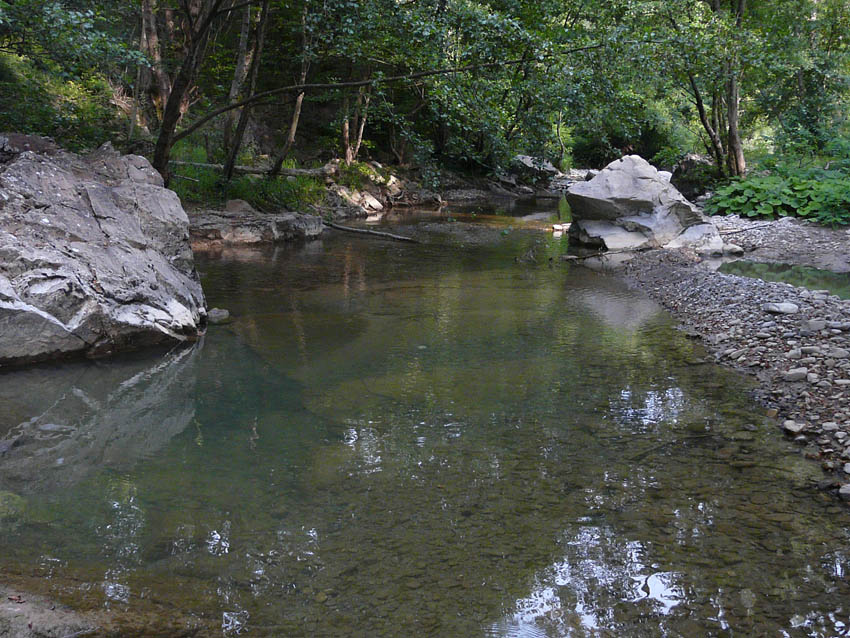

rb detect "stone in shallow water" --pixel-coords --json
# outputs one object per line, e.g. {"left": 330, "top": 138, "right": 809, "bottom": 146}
{"left": 763, "top": 302, "right": 799, "bottom": 315}
{"left": 839, "top": 484, "right": 850, "bottom": 501}
{"left": 208, "top": 308, "right": 231, "bottom": 325}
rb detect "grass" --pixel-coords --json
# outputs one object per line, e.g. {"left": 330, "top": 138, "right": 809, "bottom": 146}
{"left": 169, "top": 142, "right": 326, "bottom": 212}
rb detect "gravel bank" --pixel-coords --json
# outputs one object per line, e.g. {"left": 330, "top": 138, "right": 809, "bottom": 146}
{"left": 614, "top": 217, "right": 850, "bottom": 498}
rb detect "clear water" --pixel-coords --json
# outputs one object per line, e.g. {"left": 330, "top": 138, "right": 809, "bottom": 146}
{"left": 719, "top": 260, "right": 850, "bottom": 299}
{"left": 1, "top": 233, "right": 849, "bottom": 637}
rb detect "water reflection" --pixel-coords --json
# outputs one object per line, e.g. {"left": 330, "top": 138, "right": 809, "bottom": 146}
{"left": 0, "top": 343, "right": 201, "bottom": 494}
{"left": 1, "top": 234, "right": 849, "bottom": 637}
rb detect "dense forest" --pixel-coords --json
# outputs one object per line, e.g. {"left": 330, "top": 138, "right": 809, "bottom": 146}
{"left": 1, "top": 0, "right": 849, "bottom": 222}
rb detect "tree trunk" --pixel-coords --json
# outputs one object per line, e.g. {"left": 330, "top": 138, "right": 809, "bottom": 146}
{"left": 223, "top": 0, "right": 270, "bottom": 181}
{"left": 726, "top": 72, "right": 746, "bottom": 176}
{"left": 141, "top": 0, "right": 171, "bottom": 122}
{"left": 223, "top": 3, "right": 253, "bottom": 154}
{"left": 688, "top": 74, "right": 725, "bottom": 174}
{"left": 269, "top": 7, "right": 311, "bottom": 176}
{"left": 352, "top": 87, "right": 371, "bottom": 161}
{"left": 341, "top": 94, "right": 353, "bottom": 165}
{"left": 152, "top": 0, "right": 228, "bottom": 181}
{"left": 341, "top": 85, "right": 370, "bottom": 166}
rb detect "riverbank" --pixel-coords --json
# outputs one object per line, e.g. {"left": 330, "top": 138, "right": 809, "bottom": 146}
{"left": 612, "top": 216, "right": 850, "bottom": 497}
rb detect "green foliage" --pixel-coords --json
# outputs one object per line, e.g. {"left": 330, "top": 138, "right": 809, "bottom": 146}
{"left": 0, "top": 0, "right": 142, "bottom": 75}
{"left": 651, "top": 146, "right": 686, "bottom": 171}
{"left": 337, "top": 161, "right": 386, "bottom": 191}
{"left": 705, "top": 173, "right": 850, "bottom": 226}
{"left": 170, "top": 144, "right": 325, "bottom": 211}
{"left": 0, "top": 53, "right": 121, "bottom": 150}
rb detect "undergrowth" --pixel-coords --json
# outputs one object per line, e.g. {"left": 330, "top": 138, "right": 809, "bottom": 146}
{"left": 0, "top": 52, "right": 120, "bottom": 151}
{"left": 170, "top": 143, "right": 326, "bottom": 211}
{"left": 705, "top": 173, "right": 850, "bottom": 226}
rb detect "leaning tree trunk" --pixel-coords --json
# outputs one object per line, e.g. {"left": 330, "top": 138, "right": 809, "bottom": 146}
{"left": 223, "top": 0, "right": 270, "bottom": 181}
{"left": 152, "top": 0, "right": 228, "bottom": 182}
{"left": 688, "top": 74, "right": 726, "bottom": 175}
{"left": 223, "top": 3, "right": 253, "bottom": 155}
{"left": 269, "top": 5, "right": 311, "bottom": 175}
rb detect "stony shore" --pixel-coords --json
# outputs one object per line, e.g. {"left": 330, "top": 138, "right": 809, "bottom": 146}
{"left": 613, "top": 215, "right": 850, "bottom": 499}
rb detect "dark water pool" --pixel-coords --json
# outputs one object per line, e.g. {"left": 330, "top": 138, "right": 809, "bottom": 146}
{"left": 1, "top": 233, "right": 849, "bottom": 636}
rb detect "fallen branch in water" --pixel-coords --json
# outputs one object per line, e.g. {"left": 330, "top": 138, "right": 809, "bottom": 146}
{"left": 323, "top": 221, "right": 418, "bottom": 243}
{"left": 562, "top": 248, "right": 646, "bottom": 261}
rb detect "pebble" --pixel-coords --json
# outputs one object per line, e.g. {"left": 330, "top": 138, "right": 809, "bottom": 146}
{"left": 803, "top": 319, "right": 827, "bottom": 332}
{"left": 840, "top": 485, "right": 850, "bottom": 502}
{"left": 783, "top": 420, "right": 805, "bottom": 434}
{"left": 784, "top": 368, "right": 808, "bottom": 382}
{"left": 763, "top": 302, "right": 800, "bottom": 315}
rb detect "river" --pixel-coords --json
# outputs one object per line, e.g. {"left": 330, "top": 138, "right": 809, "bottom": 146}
{"left": 1, "top": 225, "right": 849, "bottom": 636}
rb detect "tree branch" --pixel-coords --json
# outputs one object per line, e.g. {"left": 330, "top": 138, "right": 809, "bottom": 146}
{"left": 172, "top": 42, "right": 611, "bottom": 145}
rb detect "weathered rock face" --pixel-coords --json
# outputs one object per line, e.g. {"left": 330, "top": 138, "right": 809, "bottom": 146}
{"left": 0, "top": 134, "right": 206, "bottom": 367}
{"left": 566, "top": 155, "right": 722, "bottom": 253}
{"left": 189, "top": 199, "right": 322, "bottom": 250}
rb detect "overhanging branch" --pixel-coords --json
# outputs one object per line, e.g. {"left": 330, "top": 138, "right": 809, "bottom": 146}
{"left": 172, "top": 42, "right": 611, "bottom": 145}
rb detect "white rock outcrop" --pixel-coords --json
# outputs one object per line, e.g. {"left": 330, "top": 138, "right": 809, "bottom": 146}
{"left": 566, "top": 155, "right": 722, "bottom": 254}
{"left": 0, "top": 134, "right": 206, "bottom": 366}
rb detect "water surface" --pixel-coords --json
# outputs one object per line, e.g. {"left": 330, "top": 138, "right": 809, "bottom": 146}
{"left": 1, "top": 232, "right": 848, "bottom": 637}
{"left": 719, "top": 260, "right": 850, "bottom": 299}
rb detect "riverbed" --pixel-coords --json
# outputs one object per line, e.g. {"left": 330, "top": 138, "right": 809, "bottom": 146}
{"left": 2, "top": 227, "right": 850, "bottom": 636}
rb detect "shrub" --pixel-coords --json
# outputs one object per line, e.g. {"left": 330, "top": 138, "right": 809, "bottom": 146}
{"left": 704, "top": 173, "right": 850, "bottom": 226}
{"left": 0, "top": 52, "right": 121, "bottom": 151}
{"left": 170, "top": 145, "right": 326, "bottom": 211}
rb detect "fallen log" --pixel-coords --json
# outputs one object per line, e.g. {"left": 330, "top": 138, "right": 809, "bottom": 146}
{"left": 323, "top": 221, "right": 418, "bottom": 243}
{"left": 169, "top": 160, "right": 337, "bottom": 178}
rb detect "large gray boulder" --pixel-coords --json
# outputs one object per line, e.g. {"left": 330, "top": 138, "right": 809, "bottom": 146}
{"left": 566, "top": 155, "right": 722, "bottom": 253}
{"left": 0, "top": 134, "right": 206, "bottom": 367}
{"left": 511, "top": 155, "right": 562, "bottom": 183}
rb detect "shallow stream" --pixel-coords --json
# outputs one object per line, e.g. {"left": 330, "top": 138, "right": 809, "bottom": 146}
{"left": 2, "top": 228, "right": 850, "bottom": 636}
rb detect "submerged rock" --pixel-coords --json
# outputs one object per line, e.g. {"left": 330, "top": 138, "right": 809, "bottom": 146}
{"left": 208, "top": 307, "right": 231, "bottom": 324}
{"left": 566, "top": 155, "right": 721, "bottom": 254}
{"left": 0, "top": 134, "right": 206, "bottom": 367}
